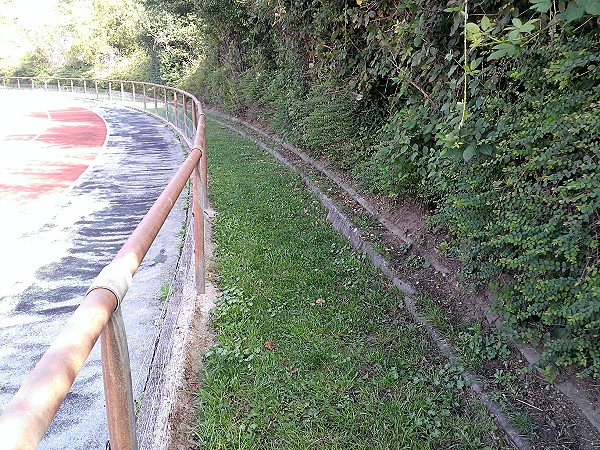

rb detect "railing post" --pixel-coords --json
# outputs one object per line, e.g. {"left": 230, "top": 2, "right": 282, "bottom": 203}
{"left": 120, "top": 81, "right": 124, "bottom": 102}
{"left": 95, "top": 80, "right": 99, "bottom": 99}
{"left": 173, "top": 91, "right": 178, "bottom": 128}
{"left": 44, "top": 79, "right": 48, "bottom": 91}
{"left": 142, "top": 84, "right": 147, "bottom": 110}
{"left": 70, "top": 79, "right": 74, "bottom": 93}
{"left": 31, "top": 79, "right": 34, "bottom": 90}
{"left": 191, "top": 99, "right": 197, "bottom": 137}
{"left": 109, "top": 81, "right": 112, "bottom": 101}
{"left": 192, "top": 162, "right": 206, "bottom": 295}
{"left": 16, "top": 78, "right": 20, "bottom": 90}
{"left": 101, "top": 306, "right": 138, "bottom": 450}
{"left": 182, "top": 96, "right": 188, "bottom": 138}
{"left": 153, "top": 86, "right": 157, "bottom": 112}
{"left": 84, "top": 79, "right": 87, "bottom": 97}
{"left": 132, "top": 82, "right": 136, "bottom": 104}
{"left": 57, "top": 79, "right": 61, "bottom": 91}
{"left": 163, "top": 88, "right": 168, "bottom": 121}
{"left": 200, "top": 114, "right": 208, "bottom": 208}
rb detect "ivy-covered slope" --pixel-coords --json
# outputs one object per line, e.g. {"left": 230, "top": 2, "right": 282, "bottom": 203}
{"left": 153, "top": 0, "right": 599, "bottom": 378}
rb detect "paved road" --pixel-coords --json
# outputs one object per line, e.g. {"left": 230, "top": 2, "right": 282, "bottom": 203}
{"left": 0, "top": 91, "right": 186, "bottom": 449}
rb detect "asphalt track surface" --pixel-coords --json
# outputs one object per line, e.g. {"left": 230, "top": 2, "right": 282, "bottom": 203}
{"left": 0, "top": 91, "right": 186, "bottom": 449}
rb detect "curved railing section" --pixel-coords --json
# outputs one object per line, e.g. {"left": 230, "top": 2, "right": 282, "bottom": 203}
{"left": 0, "top": 76, "right": 208, "bottom": 450}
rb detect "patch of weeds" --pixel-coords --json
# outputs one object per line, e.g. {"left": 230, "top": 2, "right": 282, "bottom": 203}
{"left": 418, "top": 294, "right": 455, "bottom": 336}
{"left": 178, "top": 221, "right": 187, "bottom": 249}
{"left": 437, "top": 240, "right": 450, "bottom": 256}
{"left": 402, "top": 253, "right": 430, "bottom": 269}
{"left": 158, "top": 283, "right": 171, "bottom": 302}
{"left": 456, "top": 323, "right": 511, "bottom": 370}
{"left": 488, "top": 374, "right": 534, "bottom": 436}
{"left": 350, "top": 210, "right": 378, "bottom": 232}
{"left": 508, "top": 409, "right": 534, "bottom": 436}
{"left": 490, "top": 369, "right": 517, "bottom": 391}
{"left": 177, "top": 181, "right": 191, "bottom": 250}
{"left": 397, "top": 241, "right": 412, "bottom": 254}
{"left": 134, "top": 393, "right": 144, "bottom": 417}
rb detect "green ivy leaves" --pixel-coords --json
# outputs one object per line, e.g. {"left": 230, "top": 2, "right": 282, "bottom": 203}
{"left": 557, "top": 0, "right": 600, "bottom": 21}
{"left": 531, "top": 0, "right": 600, "bottom": 17}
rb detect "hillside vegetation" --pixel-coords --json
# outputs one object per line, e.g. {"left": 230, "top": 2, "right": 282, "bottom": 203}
{"left": 2, "top": 0, "right": 598, "bottom": 379}
{"left": 157, "top": 0, "right": 600, "bottom": 380}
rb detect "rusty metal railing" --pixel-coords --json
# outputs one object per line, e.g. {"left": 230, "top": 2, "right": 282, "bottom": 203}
{"left": 0, "top": 76, "right": 208, "bottom": 208}
{"left": 0, "top": 77, "right": 208, "bottom": 449}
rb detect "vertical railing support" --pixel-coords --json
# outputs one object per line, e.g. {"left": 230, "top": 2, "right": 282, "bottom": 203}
{"left": 153, "top": 86, "right": 157, "bottom": 113}
{"left": 192, "top": 162, "right": 206, "bottom": 295}
{"left": 132, "top": 82, "right": 136, "bottom": 104}
{"left": 182, "top": 96, "right": 188, "bottom": 138}
{"left": 120, "top": 82, "right": 124, "bottom": 102}
{"left": 70, "top": 79, "right": 74, "bottom": 93}
{"left": 191, "top": 105, "right": 207, "bottom": 293}
{"left": 31, "top": 79, "right": 34, "bottom": 90}
{"left": 57, "top": 79, "right": 61, "bottom": 92}
{"left": 142, "top": 84, "right": 147, "bottom": 110}
{"left": 109, "top": 81, "right": 112, "bottom": 101}
{"left": 84, "top": 79, "right": 87, "bottom": 97}
{"left": 173, "top": 92, "right": 178, "bottom": 128}
{"left": 163, "top": 89, "right": 168, "bottom": 121}
{"left": 95, "top": 80, "right": 99, "bottom": 99}
{"left": 200, "top": 114, "right": 208, "bottom": 208}
{"left": 101, "top": 306, "right": 138, "bottom": 450}
{"left": 16, "top": 78, "right": 20, "bottom": 90}
{"left": 191, "top": 100, "right": 197, "bottom": 138}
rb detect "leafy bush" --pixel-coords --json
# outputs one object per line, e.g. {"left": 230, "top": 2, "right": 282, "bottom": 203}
{"left": 354, "top": 105, "right": 437, "bottom": 199}
{"left": 159, "top": 0, "right": 600, "bottom": 377}
{"left": 433, "top": 36, "right": 600, "bottom": 376}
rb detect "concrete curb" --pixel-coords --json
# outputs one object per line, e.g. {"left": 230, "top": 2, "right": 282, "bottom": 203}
{"left": 136, "top": 199, "right": 217, "bottom": 450}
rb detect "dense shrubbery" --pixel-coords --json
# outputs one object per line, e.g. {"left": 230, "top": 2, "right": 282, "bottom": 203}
{"left": 163, "top": 0, "right": 600, "bottom": 378}
{"left": 434, "top": 36, "right": 600, "bottom": 377}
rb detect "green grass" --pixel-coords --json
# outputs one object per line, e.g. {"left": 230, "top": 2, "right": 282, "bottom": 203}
{"left": 158, "top": 282, "right": 172, "bottom": 302}
{"left": 192, "top": 120, "right": 505, "bottom": 449}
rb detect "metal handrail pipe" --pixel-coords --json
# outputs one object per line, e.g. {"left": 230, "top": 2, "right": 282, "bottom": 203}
{"left": 0, "top": 147, "right": 203, "bottom": 449}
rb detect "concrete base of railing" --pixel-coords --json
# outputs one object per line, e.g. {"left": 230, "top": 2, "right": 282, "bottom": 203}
{"left": 136, "top": 203, "right": 217, "bottom": 450}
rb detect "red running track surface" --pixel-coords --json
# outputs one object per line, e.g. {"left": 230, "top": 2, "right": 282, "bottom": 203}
{"left": 0, "top": 106, "right": 107, "bottom": 202}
